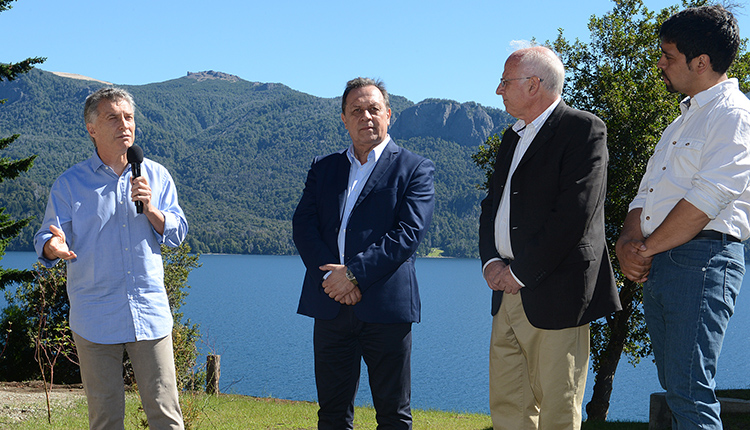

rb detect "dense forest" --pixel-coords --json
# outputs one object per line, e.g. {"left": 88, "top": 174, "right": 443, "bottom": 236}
{"left": 0, "top": 69, "right": 514, "bottom": 257}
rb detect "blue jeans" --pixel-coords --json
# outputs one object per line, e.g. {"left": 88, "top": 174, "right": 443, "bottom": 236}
{"left": 643, "top": 239, "right": 744, "bottom": 430}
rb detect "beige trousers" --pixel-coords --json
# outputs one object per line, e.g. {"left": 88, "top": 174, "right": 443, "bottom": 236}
{"left": 73, "top": 332, "right": 184, "bottom": 430}
{"left": 489, "top": 292, "right": 589, "bottom": 430}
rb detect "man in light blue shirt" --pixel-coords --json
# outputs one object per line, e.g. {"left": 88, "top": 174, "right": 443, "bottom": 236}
{"left": 34, "top": 87, "right": 188, "bottom": 430}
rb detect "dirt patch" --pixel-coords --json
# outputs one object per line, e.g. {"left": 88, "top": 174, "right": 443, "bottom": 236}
{"left": 0, "top": 381, "right": 85, "bottom": 424}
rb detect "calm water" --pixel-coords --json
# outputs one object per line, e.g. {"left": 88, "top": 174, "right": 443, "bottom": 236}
{"left": 2, "top": 252, "right": 749, "bottom": 422}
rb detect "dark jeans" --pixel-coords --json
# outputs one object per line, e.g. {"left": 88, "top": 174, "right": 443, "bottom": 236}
{"left": 313, "top": 306, "right": 412, "bottom": 430}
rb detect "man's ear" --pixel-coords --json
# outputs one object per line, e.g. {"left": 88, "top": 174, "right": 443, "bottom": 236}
{"left": 695, "top": 54, "right": 712, "bottom": 75}
{"left": 528, "top": 76, "right": 542, "bottom": 96}
{"left": 86, "top": 123, "right": 96, "bottom": 140}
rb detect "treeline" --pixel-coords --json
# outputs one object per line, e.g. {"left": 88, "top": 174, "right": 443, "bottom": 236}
{"left": 0, "top": 69, "right": 513, "bottom": 258}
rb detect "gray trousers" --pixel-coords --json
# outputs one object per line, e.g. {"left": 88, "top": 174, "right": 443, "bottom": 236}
{"left": 73, "top": 331, "right": 184, "bottom": 430}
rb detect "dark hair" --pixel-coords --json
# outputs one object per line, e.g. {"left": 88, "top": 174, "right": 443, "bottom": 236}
{"left": 659, "top": 5, "right": 740, "bottom": 74}
{"left": 341, "top": 77, "right": 390, "bottom": 114}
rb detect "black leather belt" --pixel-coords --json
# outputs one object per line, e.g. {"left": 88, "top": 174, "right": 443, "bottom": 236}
{"left": 693, "top": 230, "right": 741, "bottom": 243}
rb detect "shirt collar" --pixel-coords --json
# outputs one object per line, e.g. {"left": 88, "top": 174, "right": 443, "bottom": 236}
{"left": 85, "top": 151, "right": 107, "bottom": 172}
{"left": 346, "top": 134, "right": 390, "bottom": 166}
{"left": 512, "top": 97, "right": 562, "bottom": 135}
{"left": 684, "top": 78, "right": 739, "bottom": 113}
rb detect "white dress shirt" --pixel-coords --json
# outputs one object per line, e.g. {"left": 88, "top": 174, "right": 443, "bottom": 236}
{"left": 629, "top": 78, "right": 750, "bottom": 241}
{"left": 483, "top": 98, "right": 561, "bottom": 282}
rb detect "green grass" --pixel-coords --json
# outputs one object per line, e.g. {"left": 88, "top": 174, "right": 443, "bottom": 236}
{"left": 5, "top": 391, "right": 747, "bottom": 429}
{"left": 4, "top": 392, "right": 495, "bottom": 430}
{"left": 425, "top": 248, "right": 445, "bottom": 257}
{"left": 0, "top": 390, "right": 650, "bottom": 430}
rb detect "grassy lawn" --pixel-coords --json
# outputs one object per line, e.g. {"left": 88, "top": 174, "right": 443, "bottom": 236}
{"left": 0, "top": 391, "right": 649, "bottom": 430}
{"left": 5, "top": 391, "right": 748, "bottom": 429}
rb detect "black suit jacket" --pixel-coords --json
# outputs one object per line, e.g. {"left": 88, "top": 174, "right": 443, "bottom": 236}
{"left": 293, "top": 139, "right": 435, "bottom": 324}
{"left": 479, "top": 101, "right": 621, "bottom": 329}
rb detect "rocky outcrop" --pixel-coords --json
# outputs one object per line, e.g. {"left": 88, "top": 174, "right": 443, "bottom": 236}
{"left": 390, "top": 99, "right": 512, "bottom": 147}
{"left": 186, "top": 71, "right": 242, "bottom": 82}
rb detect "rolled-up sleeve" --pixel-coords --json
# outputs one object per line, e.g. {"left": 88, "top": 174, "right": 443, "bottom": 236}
{"left": 685, "top": 109, "right": 750, "bottom": 219}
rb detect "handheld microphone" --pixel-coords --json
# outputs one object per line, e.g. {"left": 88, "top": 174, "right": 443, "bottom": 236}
{"left": 126, "top": 144, "right": 144, "bottom": 214}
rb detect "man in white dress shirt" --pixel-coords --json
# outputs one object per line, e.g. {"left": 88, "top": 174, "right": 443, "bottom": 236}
{"left": 616, "top": 5, "right": 750, "bottom": 429}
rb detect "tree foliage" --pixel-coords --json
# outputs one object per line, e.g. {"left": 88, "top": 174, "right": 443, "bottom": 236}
{"left": 0, "top": 0, "right": 45, "bottom": 292}
{"left": 551, "top": 0, "right": 750, "bottom": 420}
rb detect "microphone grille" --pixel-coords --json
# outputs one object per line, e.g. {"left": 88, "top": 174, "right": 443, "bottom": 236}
{"left": 126, "top": 144, "right": 144, "bottom": 163}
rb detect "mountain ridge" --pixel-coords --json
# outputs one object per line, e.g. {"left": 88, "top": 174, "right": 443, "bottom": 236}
{"left": 0, "top": 68, "right": 514, "bottom": 257}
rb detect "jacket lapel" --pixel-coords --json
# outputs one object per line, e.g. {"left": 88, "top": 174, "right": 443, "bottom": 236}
{"left": 517, "top": 101, "right": 566, "bottom": 168}
{"left": 354, "top": 139, "right": 398, "bottom": 210}
{"left": 492, "top": 130, "right": 520, "bottom": 210}
{"left": 335, "top": 151, "right": 351, "bottom": 222}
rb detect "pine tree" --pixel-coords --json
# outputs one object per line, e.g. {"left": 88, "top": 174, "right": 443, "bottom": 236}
{"left": 0, "top": 0, "right": 46, "bottom": 290}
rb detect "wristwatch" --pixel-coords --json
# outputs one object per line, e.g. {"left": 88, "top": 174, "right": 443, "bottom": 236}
{"left": 345, "top": 268, "right": 359, "bottom": 286}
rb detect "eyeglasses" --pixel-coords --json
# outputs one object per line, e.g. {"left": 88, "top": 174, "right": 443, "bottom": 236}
{"left": 499, "top": 76, "right": 543, "bottom": 88}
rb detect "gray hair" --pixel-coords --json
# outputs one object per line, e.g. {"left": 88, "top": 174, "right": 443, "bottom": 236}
{"left": 341, "top": 77, "right": 390, "bottom": 114}
{"left": 514, "top": 46, "right": 565, "bottom": 96}
{"left": 83, "top": 87, "right": 135, "bottom": 144}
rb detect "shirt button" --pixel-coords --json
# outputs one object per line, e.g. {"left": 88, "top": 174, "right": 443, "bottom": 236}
{"left": 672, "top": 141, "right": 677, "bottom": 145}
{"left": 662, "top": 167, "right": 666, "bottom": 171}
{"left": 649, "top": 188, "right": 654, "bottom": 192}
{"left": 646, "top": 216, "right": 651, "bottom": 220}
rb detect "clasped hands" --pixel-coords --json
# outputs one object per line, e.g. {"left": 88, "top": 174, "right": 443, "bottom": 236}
{"left": 319, "top": 264, "right": 362, "bottom": 305}
{"left": 483, "top": 260, "right": 523, "bottom": 295}
{"left": 615, "top": 238, "right": 653, "bottom": 283}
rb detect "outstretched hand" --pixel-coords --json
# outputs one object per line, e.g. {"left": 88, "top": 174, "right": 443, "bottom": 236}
{"left": 43, "top": 224, "right": 77, "bottom": 261}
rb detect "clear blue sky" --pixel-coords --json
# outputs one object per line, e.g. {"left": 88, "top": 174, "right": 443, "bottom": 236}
{"left": 3, "top": 0, "right": 748, "bottom": 110}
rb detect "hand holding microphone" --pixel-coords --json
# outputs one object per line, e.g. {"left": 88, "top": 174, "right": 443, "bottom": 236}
{"left": 127, "top": 144, "right": 145, "bottom": 214}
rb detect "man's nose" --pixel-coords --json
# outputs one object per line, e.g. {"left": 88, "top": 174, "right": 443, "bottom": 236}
{"left": 656, "top": 55, "right": 666, "bottom": 69}
{"left": 496, "top": 83, "right": 504, "bottom": 95}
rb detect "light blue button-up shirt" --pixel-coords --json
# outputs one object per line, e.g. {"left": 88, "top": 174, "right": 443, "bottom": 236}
{"left": 34, "top": 152, "right": 188, "bottom": 344}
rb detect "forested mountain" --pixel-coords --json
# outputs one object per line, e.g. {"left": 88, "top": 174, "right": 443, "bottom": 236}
{"left": 0, "top": 69, "right": 513, "bottom": 257}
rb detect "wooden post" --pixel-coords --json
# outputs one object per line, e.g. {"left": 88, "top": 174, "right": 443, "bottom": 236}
{"left": 206, "top": 355, "right": 221, "bottom": 395}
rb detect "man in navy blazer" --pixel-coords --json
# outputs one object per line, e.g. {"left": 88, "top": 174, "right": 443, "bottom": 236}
{"left": 293, "top": 77, "right": 435, "bottom": 430}
{"left": 479, "top": 47, "right": 621, "bottom": 429}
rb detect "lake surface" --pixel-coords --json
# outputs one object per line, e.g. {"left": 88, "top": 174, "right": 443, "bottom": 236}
{"left": 2, "top": 252, "right": 749, "bottom": 422}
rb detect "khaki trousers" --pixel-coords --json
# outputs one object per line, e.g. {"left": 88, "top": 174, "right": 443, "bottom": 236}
{"left": 73, "top": 332, "right": 184, "bottom": 430}
{"left": 489, "top": 292, "right": 589, "bottom": 430}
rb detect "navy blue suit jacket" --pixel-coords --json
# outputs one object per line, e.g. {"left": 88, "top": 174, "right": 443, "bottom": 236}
{"left": 293, "top": 139, "right": 435, "bottom": 324}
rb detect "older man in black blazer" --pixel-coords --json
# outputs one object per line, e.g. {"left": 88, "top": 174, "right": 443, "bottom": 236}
{"left": 479, "top": 46, "right": 621, "bottom": 430}
{"left": 293, "top": 77, "right": 435, "bottom": 430}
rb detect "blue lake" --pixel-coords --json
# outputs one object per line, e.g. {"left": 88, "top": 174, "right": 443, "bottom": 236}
{"left": 2, "top": 252, "right": 749, "bottom": 422}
